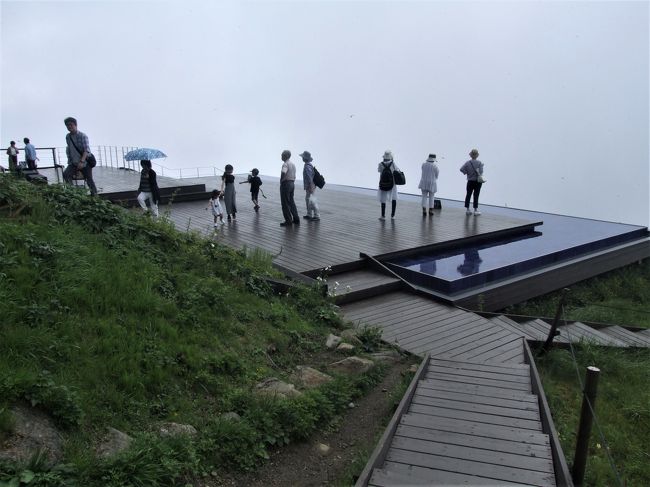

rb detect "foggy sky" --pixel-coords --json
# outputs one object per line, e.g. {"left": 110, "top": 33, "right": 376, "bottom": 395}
{"left": 2, "top": 0, "right": 648, "bottom": 225}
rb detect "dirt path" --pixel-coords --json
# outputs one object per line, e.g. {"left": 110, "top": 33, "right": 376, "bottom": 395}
{"left": 204, "top": 357, "right": 417, "bottom": 487}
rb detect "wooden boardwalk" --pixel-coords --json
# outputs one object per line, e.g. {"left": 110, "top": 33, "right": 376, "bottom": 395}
{"left": 342, "top": 292, "right": 568, "bottom": 486}
{"left": 162, "top": 178, "right": 538, "bottom": 274}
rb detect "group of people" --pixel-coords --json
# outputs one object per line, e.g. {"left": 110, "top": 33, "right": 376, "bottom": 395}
{"left": 4, "top": 138, "right": 39, "bottom": 172}
{"left": 379, "top": 148, "right": 485, "bottom": 219}
{"left": 6, "top": 117, "right": 486, "bottom": 224}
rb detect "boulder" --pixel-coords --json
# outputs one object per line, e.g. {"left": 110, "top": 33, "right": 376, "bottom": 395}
{"left": 369, "top": 349, "right": 402, "bottom": 363}
{"left": 325, "top": 334, "right": 342, "bottom": 349}
{"left": 0, "top": 405, "right": 63, "bottom": 465}
{"left": 292, "top": 366, "right": 333, "bottom": 389}
{"left": 336, "top": 343, "right": 355, "bottom": 353}
{"left": 96, "top": 427, "right": 133, "bottom": 459}
{"left": 340, "top": 329, "right": 363, "bottom": 345}
{"left": 159, "top": 422, "right": 197, "bottom": 437}
{"left": 328, "top": 356, "right": 374, "bottom": 375}
{"left": 255, "top": 378, "right": 302, "bottom": 399}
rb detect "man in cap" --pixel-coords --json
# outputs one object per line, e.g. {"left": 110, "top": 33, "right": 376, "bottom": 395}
{"left": 279, "top": 149, "right": 300, "bottom": 226}
{"left": 63, "top": 117, "right": 98, "bottom": 196}
{"left": 300, "top": 150, "right": 320, "bottom": 221}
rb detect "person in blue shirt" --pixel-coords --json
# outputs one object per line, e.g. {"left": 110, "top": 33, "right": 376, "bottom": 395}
{"left": 23, "top": 138, "right": 38, "bottom": 170}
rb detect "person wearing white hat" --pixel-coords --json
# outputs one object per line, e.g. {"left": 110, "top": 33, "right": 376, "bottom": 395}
{"left": 377, "top": 150, "right": 399, "bottom": 220}
{"left": 459, "top": 148, "right": 484, "bottom": 215}
{"left": 418, "top": 154, "right": 439, "bottom": 216}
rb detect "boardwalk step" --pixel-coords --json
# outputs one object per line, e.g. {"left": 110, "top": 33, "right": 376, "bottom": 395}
{"left": 331, "top": 269, "right": 404, "bottom": 304}
{"left": 637, "top": 329, "right": 650, "bottom": 339}
{"left": 518, "top": 319, "right": 569, "bottom": 343}
{"left": 598, "top": 325, "right": 650, "bottom": 347}
{"left": 489, "top": 315, "right": 528, "bottom": 338}
{"left": 558, "top": 322, "right": 627, "bottom": 347}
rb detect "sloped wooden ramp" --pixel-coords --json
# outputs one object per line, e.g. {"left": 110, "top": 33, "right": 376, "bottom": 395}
{"left": 343, "top": 292, "right": 570, "bottom": 486}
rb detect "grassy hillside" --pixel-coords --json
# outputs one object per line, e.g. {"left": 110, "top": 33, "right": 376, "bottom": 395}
{"left": 0, "top": 176, "right": 385, "bottom": 486}
{"left": 511, "top": 259, "right": 650, "bottom": 486}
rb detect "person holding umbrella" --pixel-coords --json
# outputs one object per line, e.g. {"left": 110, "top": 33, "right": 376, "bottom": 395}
{"left": 136, "top": 159, "right": 160, "bottom": 217}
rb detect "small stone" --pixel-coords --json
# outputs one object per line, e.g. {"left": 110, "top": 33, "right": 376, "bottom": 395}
{"left": 325, "top": 334, "right": 342, "bottom": 349}
{"left": 221, "top": 412, "right": 241, "bottom": 422}
{"left": 408, "top": 364, "right": 419, "bottom": 373}
{"left": 348, "top": 402, "right": 355, "bottom": 408}
{"left": 211, "top": 470, "right": 218, "bottom": 477}
{"left": 316, "top": 443, "right": 331, "bottom": 456}
{"left": 370, "top": 349, "right": 402, "bottom": 363}
{"left": 336, "top": 343, "right": 355, "bottom": 352}
{"left": 159, "top": 422, "right": 198, "bottom": 437}
{"left": 382, "top": 388, "right": 388, "bottom": 392}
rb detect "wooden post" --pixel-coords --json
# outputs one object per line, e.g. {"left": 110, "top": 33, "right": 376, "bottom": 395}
{"left": 538, "top": 288, "right": 570, "bottom": 355}
{"left": 572, "top": 366, "right": 600, "bottom": 485}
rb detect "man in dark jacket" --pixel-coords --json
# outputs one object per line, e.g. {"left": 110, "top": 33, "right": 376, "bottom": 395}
{"left": 137, "top": 159, "right": 160, "bottom": 217}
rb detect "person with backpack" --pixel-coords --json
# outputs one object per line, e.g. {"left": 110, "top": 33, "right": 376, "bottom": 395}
{"left": 63, "top": 117, "right": 98, "bottom": 196}
{"left": 300, "top": 150, "right": 320, "bottom": 221}
{"left": 459, "top": 148, "right": 485, "bottom": 215}
{"left": 377, "top": 150, "right": 400, "bottom": 220}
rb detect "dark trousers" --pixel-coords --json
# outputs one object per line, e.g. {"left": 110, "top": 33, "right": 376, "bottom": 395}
{"left": 26, "top": 159, "right": 37, "bottom": 170}
{"left": 464, "top": 180, "right": 482, "bottom": 209}
{"left": 8, "top": 156, "right": 17, "bottom": 172}
{"left": 280, "top": 180, "right": 299, "bottom": 223}
{"left": 63, "top": 164, "right": 98, "bottom": 196}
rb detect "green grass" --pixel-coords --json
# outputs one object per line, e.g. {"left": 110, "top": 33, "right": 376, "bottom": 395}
{"left": 0, "top": 176, "right": 386, "bottom": 486}
{"left": 505, "top": 259, "right": 650, "bottom": 328}
{"left": 536, "top": 346, "right": 650, "bottom": 486}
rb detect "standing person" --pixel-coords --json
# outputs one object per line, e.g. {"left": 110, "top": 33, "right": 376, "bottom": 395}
{"left": 279, "top": 150, "right": 300, "bottom": 227}
{"left": 23, "top": 138, "right": 38, "bottom": 170}
{"left": 6, "top": 141, "right": 19, "bottom": 172}
{"left": 136, "top": 159, "right": 160, "bottom": 218}
{"left": 220, "top": 164, "right": 237, "bottom": 221}
{"left": 460, "top": 148, "right": 484, "bottom": 215}
{"left": 239, "top": 168, "right": 263, "bottom": 212}
{"left": 207, "top": 189, "right": 225, "bottom": 226}
{"left": 300, "top": 150, "right": 320, "bottom": 221}
{"left": 377, "top": 150, "right": 399, "bottom": 220}
{"left": 62, "top": 117, "right": 98, "bottom": 196}
{"left": 418, "top": 153, "right": 439, "bottom": 216}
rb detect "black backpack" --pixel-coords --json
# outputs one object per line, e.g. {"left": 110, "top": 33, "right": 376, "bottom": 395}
{"left": 313, "top": 167, "right": 325, "bottom": 189}
{"left": 379, "top": 162, "right": 394, "bottom": 191}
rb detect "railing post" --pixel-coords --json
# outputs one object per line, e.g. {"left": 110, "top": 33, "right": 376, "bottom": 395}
{"left": 572, "top": 366, "right": 600, "bottom": 486}
{"left": 538, "top": 288, "right": 570, "bottom": 356}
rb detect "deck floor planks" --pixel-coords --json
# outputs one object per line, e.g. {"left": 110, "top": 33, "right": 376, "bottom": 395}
{"left": 426, "top": 364, "right": 531, "bottom": 385}
{"left": 416, "top": 379, "right": 537, "bottom": 403}
{"left": 429, "top": 358, "right": 530, "bottom": 375}
{"left": 414, "top": 388, "right": 539, "bottom": 413}
{"left": 385, "top": 448, "right": 555, "bottom": 487}
{"left": 394, "top": 424, "right": 550, "bottom": 458}
{"left": 370, "top": 461, "right": 534, "bottom": 486}
{"left": 389, "top": 436, "right": 554, "bottom": 473}
{"left": 410, "top": 394, "right": 540, "bottom": 421}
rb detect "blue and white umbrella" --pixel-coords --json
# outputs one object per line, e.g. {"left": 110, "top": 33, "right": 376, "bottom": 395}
{"left": 124, "top": 148, "right": 167, "bottom": 161}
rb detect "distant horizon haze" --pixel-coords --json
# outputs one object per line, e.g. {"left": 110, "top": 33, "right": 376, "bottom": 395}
{"left": 2, "top": 1, "right": 648, "bottom": 226}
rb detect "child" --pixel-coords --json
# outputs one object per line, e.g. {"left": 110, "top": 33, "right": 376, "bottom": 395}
{"left": 240, "top": 168, "right": 263, "bottom": 211}
{"left": 220, "top": 164, "right": 237, "bottom": 221}
{"left": 208, "top": 189, "right": 225, "bottom": 227}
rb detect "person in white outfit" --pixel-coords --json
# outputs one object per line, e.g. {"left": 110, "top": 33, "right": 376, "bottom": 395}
{"left": 377, "top": 150, "right": 399, "bottom": 220}
{"left": 418, "top": 153, "right": 439, "bottom": 216}
{"left": 136, "top": 159, "right": 160, "bottom": 217}
{"left": 300, "top": 150, "right": 320, "bottom": 221}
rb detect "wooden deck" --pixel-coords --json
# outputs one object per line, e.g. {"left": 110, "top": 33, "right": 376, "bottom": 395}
{"left": 162, "top": 178, "right": 538, "bottom": 274}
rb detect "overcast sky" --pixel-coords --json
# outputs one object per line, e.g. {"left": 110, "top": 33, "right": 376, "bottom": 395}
{"left": 1, "top": 0, "right": 648, "bottom": 225}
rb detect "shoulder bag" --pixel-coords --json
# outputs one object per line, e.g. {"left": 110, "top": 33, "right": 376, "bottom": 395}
{"left": 67, "top": 134, "right": 97, "bottom": 168}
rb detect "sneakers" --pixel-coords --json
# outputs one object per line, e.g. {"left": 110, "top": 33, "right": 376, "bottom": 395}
{"left": 311, "top": 216, "right": 320, "bottom": 221}
{"left": 220, "top": 220, "right": 225, "bottom": 225}
{"left": 465, "top": 208, "right": 472, "bottom": 215}
{"left": 378, "top": 216, "right": 385, "bottom": 221}
{"left": 303, "top": 215, "right": 312, "bottom": 220}
{"left": 214, "top": 223, "right": 219, "bottom": 228}
{"left": 280, "top": 221, "right": 292, "bottom": 227}
{"left": 254, "top": 205, "right": 260, "bottom": 212}
{"left": 474, "top": 209, "right": 481, "bottom": 215}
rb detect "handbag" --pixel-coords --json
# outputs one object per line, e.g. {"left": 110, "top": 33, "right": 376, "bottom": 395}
{"left": 67, "top": 134, "right": 97, "bottom": 168}
{"left": 393, "top": 170, "right": 406, "bottom": 185}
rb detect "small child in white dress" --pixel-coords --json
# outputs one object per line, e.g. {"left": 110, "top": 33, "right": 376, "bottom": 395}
{"left": 208, "top": 189, "right": 225, "bottom": 227}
